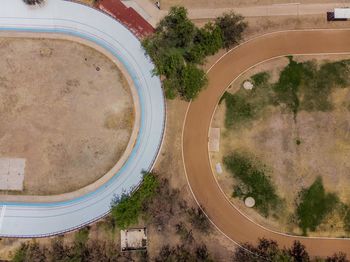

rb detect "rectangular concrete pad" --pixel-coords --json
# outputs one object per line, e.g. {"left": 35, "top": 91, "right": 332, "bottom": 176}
{"left": 209, "top": 128, "right": 220, "bottom": 152}
{"left": 0, "top": 158, "right": 25, "bottom": 191}
{"left": 120, "top": 228, "right": 147, "bottom": 251}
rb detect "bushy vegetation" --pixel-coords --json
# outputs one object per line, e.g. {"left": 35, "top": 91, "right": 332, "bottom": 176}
{"left": 222, "top": 92, "right": 253, "bottom": 128}
{"left": 233, "top": 238, "right": 348, "bottom": 262}
{"left": 11, "top": 237, "right": 133, "bottom": 262}
{"left": 222, "top": 72, "right": 274, "bottom": 129}
{"left": 222, "top": 58, "right": 350, "bottom": 128}
{"left": 187, "top": 206, "right": 211, "bottom": 233}
{"left": 296, "top": 177, "right": 339, "bottom": 235}
{"left": 22, "top": 0, "right": 44, "bottom": 5}
{"left": 111, "top": 172, "right": 159, "bottom": 229}
{"left": 215, "top": 12, "right": 247, "bottom": 49}
{"left": 223, "top": 153, "right": 280, "bottom": 217}
{"left": 143, "top": 7, "right": 246, "bottom": 100}
{"left": 344, "top": 207, "right": 350, "bottom": 233}
{"left": 155, "top": 244, "right": 213, "bottom": 262}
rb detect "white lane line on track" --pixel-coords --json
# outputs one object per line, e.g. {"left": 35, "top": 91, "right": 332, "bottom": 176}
{"left": 0, "top": 205, "right": 7, "bottom": 233}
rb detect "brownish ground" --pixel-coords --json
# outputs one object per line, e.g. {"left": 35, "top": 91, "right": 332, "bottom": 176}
{"left": 0, "top": 37, "right": 134, "bottom": 195}
{"left": 157, "top": 0, "right": 340, "bottom": 10}
{"left": 211, "top": 55, "right": 350, "bottom": 237}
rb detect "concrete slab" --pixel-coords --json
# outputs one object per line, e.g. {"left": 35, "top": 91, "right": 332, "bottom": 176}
{"left": 209, "top": 128, "right": 220, "bottom": 152}
{"left": 0, "top": 158, "right": 25, "bottom": 191}
{"left": 120, "top": 228, "right": 147, "bottom": 251}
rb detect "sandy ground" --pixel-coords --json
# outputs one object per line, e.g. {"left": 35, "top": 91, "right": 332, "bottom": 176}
{"left": 156, "top": 0, "right": 341, "bottom": 10}
{"left": 211, "top": 55, "right": 350, "bottom": 237}
{"left": 0, "top": 37, "right": 134, "bottom": 195}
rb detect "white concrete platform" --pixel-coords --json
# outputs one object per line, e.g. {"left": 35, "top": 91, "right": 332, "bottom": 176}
{"left": 209, "top": 128, "right": 220, "bottom": 152}
{"left": 0, "top": 158, "right": 25, "bottom": 191}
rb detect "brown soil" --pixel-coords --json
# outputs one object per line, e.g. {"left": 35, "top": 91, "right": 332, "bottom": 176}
{"left": 211, "top": 55, "right": 350, "bottom": 237}
{"left": 158, "top": 0, "right": 339, "bottom": 10}
{"left": 0, "top": 37, "right": 134, "bottom": 195}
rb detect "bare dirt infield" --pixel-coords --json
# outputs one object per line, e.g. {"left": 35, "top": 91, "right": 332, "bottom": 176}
{"left": 211, "top": 55, "right": 350, "bottom": 237}
{"left": 0, "top": 36, "right": 134, "bottom": 195}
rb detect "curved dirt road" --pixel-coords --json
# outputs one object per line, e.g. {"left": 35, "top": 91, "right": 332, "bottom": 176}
{"left": 183, "top": 29, "right": 350, "bottom": 256}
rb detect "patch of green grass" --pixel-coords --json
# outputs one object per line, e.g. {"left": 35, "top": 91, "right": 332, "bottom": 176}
{"left": 273, "top": 57, "right": 308, "bottom": 115}
{"left": 111, "top": 172, "right": 159, "bottom": 229}
{"left": 301, "top": 60, "right": 350, "bottom": 111}
{"left": 296, "top": 177, "right": 339, "bottom": 235}
{"left": 344, "top": 206, "right": 350, "bottom": 233}
{"left": 223, "top": 92, "right": 254, "bottom": 128}
{"left": 223, "top": 153, "right": 280, "bottom": 217}
{"left": 223, "top": 58, "right": 350, "bottom": 128}
{"left": 251, "top": 71, "right": 270, "bottom": 87}
{"left": 222, "top": 72, "right": 274, "bottom": 128}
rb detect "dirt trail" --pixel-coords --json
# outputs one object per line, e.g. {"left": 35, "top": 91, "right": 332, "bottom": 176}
{"left": 183, "top": 29, "right": 350, "bottom": 256}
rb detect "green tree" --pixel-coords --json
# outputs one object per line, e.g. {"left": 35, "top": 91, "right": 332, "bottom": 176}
{"left": 180, "top": 64, "right": 207, "bottom": 100}
{"left": 23, "top": 0, "right": 44, "bottom": 5}
{"left": 111, "top": 172, "right": 159, "bottom": 229}
{"left": 185, "top": 23, "right": 223, "bottom": 64}
{"left": 215, "top": 12, "right": 247, "bottom": 49}
{"left": 156, "top": 6, "right": 196, "bottom": 49}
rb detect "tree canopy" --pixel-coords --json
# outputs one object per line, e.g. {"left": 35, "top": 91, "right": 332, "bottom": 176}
{"left": 142, "top": 7, "right": 246, "bottom": 100}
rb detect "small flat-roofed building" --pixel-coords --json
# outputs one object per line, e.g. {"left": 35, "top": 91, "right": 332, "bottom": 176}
{"left": 334, "top": 8, "right": 350, "bottom": 19}
{"left": 120, "top": 228, "right": 147, "bottom": 251}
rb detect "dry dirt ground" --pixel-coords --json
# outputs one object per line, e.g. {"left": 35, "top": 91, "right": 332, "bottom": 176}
{"left": 211, "top": 55, "right": 350, "bottom": 237}
{"left": 0, "top": 37, "right": 134, "bottom": 195}
{"left": 1, "top": 12, "right": 350, "bottom": 262}
{"left": 156, "top": 0, "right": 341, "bottom": 10}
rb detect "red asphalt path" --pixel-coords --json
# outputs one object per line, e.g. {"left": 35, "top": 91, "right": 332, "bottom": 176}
{"left": 97, "top": 0, "right": 154, "bottom": 39}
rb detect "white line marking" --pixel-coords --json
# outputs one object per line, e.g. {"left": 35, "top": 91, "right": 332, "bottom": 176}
{"left": 0, "top": 205, "right": 7, "bottom": 233}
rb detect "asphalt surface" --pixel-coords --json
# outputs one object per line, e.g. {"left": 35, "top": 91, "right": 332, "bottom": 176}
{"left": 0, "top": 0, "right": 165, "bottom": 237}
{"left": 183, "top": 29, "right": 350, "bottom": 256}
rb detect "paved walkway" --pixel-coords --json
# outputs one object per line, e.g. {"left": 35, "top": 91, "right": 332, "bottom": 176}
{"left": 124, "top": 0, "right": 346, "bottom": 26}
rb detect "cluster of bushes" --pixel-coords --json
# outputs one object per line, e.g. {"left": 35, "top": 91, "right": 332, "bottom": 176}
{"left": 222, "top": 58, "right": 350, "bottom": 128}
{"left": 234, "top": 238, "right": 348, "bottom": 262}
{"left": 111, "top": 172, "right": 159, "bottom": 229}
{"left": 295, "top": 177, "right": 350, "bottom": 236}
{"left": 273, "top": 57, "right": 350, "bottom": 115}
{"left": 11, "top": 229, "right": 133, "bottom": 262}
{"left": 143, "top": 6, "right": 247, "bottom": 100}
{"left": 223, "top": 153, "right": 280, "bottom": 217}
{"left": 22, "top": 0, "right": 44, "bottom": 5}
{"left": 221, "top": 71, "right": 274, "bottom": 129}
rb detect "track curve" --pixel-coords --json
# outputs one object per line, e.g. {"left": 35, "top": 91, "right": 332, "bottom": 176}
{"left": 0, "top": 0, "right": 165, "bottom": 237}
{"left": 183, "top": 29, "right": 350, "bottom": 256}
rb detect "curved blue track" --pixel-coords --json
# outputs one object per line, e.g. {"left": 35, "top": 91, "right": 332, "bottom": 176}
{"left": 0, "top": 0, "right": 165, "bottom": 237}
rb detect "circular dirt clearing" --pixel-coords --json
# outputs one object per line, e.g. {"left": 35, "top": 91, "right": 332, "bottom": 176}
{"left": 0, "top": 37, "right": 135, "bottom": 195}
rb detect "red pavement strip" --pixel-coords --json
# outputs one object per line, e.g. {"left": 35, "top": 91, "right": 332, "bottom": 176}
{"left": 97, "top": 0, "right": 155, "bottom": 39}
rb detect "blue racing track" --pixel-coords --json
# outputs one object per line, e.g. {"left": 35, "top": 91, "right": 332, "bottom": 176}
{"left": 0, "top": 0, "right": 165, "bottom": 237}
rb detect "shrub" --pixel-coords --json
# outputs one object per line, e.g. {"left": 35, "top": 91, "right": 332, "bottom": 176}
{"left": 223, "top": 92, "right": 253, "bottom": 128}
{"left": 296, "top": 177, "right": 339, "bottom": 235}
{"left": 187, "top": 206, "right": 211, "bottom": 233}
{"left": 23, "top": 0, "right": 44, "bottom": 5}
{"left": 215, "top": 12, "right": 247, "bottom": 49}
{"left": 223, "top": 153, "right": 280, "bottom": 216}
{"left": 111, "top": 172, "right": 159, "bottom": 229}
{"left": 142, "top": 7, "right": 246, "bottom": 100}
